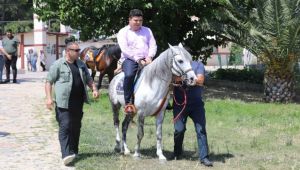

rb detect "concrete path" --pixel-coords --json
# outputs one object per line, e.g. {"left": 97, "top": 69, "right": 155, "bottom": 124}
{"left": 0, "top": 71, "right": 74, "bottom": 170}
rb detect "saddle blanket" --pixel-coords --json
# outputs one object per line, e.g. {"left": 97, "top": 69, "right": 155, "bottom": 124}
{"left": 116, "top": 77, "right": 124, "bottom": 95}
{"left": 84, "top": 50, "right": 94, "bottom": 62}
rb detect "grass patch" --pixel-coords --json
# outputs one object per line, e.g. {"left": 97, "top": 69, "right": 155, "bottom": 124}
{"left": 72, "top": 90, "right": 300, "bottom": 170}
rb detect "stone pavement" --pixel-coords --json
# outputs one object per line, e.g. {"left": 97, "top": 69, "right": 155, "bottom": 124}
{"left": 0, "top": 71, "right": 74, "bottom": 170}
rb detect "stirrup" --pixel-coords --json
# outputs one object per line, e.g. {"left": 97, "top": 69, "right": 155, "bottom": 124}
{"left": 124, "top": 104, "right": 137, "bottom": 117}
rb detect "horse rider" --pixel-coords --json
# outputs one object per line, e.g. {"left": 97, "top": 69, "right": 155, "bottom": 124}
{"left": 117, "top": 9, "right": 157, "bottom": 114}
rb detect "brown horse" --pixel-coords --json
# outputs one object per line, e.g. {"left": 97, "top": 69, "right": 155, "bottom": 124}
{"left": 80, "top": 44, "right": 121, "bottom": 89}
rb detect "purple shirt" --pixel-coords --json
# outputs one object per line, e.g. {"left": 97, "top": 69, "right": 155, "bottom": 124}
{"left": 117, "top": 25, "right": 157, "bottom": 62}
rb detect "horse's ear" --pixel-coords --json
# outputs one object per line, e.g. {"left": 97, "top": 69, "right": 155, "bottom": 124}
{"left": 168, "top": 43, "right": 178, "bottom": 53}
{"left": 178, "top": 43, "right": 184, "bottom": 48}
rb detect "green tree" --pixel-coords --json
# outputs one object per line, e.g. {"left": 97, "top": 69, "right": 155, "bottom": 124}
{"left": 33, "top": 0, "right": 232, "bottom": 63}
{"left": 4, "top": 21, "right": 33, "bottom": 33}
{"left": 0, "top": 0, "right": 34, "bottom": 33}
{"left": 204, "top": 0, "right": 300, "bottom": 102}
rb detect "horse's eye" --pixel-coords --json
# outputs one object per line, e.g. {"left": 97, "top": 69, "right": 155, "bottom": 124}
{"left": 178, "top": 60, "right": 183, "bottom": 64}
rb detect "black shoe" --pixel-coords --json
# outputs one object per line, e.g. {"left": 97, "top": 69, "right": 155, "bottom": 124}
{"left": 3, "top": 79, "right": 9, "bottom": 83}
{"left": 169, "top": 153, "right": 182, "bottom": 160}
{"left": 13, "top": 79, "right": 17, "bottom": 83}
{"left": 200, "top": 158, "right": 213, "bottom": 167}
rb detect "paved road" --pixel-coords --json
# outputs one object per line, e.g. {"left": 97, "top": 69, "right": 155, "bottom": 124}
{"left": 0, "top": 71, "right": 73, "bottom": 170}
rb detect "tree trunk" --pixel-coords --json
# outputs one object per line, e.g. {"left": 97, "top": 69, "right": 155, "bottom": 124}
{"left": 264, "top": 69, "right": 295, "bottom": 102}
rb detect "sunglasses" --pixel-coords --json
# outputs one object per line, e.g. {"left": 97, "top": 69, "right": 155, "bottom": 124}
{"left": 69, "top": 48, "right": 81, "bottom": 52}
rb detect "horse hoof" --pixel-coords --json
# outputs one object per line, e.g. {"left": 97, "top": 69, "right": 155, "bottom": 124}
{"left": 158, "top": 155, "right": 167, "bottom": 160}
{"left": 124, "top": 150, "right": 131, "bottom": 155}
{"left": 133, "top": 156, "right": 141, "bottom": 160}
{"left": 133, "top": 154, "right": 141, "bottom": 160}
{"left": 114, "top": 145, "right": 121, "bottom": 153}
{"left": 159, "top": 159, "right": 167, "bottom": 164}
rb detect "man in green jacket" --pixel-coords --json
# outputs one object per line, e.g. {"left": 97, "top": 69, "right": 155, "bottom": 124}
{"left": 45, "top": 42, "right": 99, "bottom": 166}
{"left": 2, "top": 29, "right": 19, "bottom": 83}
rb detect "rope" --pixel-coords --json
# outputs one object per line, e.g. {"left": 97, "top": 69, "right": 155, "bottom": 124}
{"left": 172, "top": 86, "right": 187, "bottom": 123}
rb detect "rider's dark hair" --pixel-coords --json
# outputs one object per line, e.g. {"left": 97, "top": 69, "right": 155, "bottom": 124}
{"left": 129, "top": 9, "right": 143, "bottom": 18}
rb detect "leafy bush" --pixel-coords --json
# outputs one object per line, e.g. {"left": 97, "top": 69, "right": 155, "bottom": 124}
{"left": 209, "top": 68, "right": 264, "bottom": 84}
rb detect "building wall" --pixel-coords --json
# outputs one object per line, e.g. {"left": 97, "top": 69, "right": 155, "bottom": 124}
{"left": 14, "top": 32, "right": 68, "bottom": 71}
{"left": 206, "top": 45, "right": 231, "bottom": 67}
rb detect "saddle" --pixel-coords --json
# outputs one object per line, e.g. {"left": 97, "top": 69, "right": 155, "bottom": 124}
{"left": 84, "top": 48, "right": 105, "bottom": 62}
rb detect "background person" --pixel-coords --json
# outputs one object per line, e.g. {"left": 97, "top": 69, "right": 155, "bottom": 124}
{"left": 30, "top": 49, "right": 38, "bottom": 72}
{"left": 45, "top": 42, "right": 99, "bottom": 166}
{"left": 40, "top": 50, "right": 46, "bottom": 71}
{"left": 26, "top": 49, "right": 32, "bottom": 71}
{"left": 0, "top": 36, "right": 11, "bottom": 83}
{"left": 2, "top": 29, "right": 20, "bottom": 83}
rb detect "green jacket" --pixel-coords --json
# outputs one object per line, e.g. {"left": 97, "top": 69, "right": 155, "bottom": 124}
{"left": 46, "top": 57, "right": 93, "bottom": 109}
{"left": 2, "top": 36, "right": 19, "bottom": 55}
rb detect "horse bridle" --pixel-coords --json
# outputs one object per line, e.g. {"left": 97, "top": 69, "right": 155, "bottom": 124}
{"left": 171, "top": 54, "right": 193, "bottom": 77}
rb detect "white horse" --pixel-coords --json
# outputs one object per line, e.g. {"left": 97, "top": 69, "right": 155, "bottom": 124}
{"left": 108, "top": 43, "right": 197, "bottom": 160}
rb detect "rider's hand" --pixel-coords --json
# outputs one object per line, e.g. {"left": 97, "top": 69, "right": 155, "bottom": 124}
{"left": 139, "top": 59, "right": 147, "bottom": 66}
{"left": 46, "top": 98, "right": 53, "bottom": 110}
{"left": 145, "top": 57, "right": 152, "bottom": 64}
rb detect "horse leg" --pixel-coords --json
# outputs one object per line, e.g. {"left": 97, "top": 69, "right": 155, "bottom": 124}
{"left": 107, "top": 71, "right": 114, "bottom": 83}
{"left": 91, "top": 70, "right": 96, "bottom": 80}
{"left": 156, "top": 111, "right": 167, "bottom": 160}
{"left": 133, "top": 114, "right": 145, "bottom": 158}
{"left": 97, "top": 72, "right": 105, "bottom": 90}
{"left": 112, "top": 103, "right": 121, "bottom": 152}
{"left": 121, "top": 115, "right": 132, "bottom": 155}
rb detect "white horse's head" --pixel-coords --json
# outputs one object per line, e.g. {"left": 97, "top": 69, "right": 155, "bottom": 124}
{"left": 169, "top": 43, "right": 197, "bottom": 86}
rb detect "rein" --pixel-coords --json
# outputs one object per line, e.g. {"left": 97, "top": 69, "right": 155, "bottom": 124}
{"left": 151, "top": 92, "right": 169, "bottom": 117}
{"left": 172, "top": 85, "right": 187, "bottom": 123}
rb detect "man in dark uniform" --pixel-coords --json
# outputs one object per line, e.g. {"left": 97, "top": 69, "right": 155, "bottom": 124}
{"left": 171, "top": 61, "right": 213, "bottom": 167}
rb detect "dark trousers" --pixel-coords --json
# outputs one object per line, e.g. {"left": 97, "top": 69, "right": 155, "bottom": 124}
{"left": 173, "top": 101, "right": 209, "bottom": 160}
{"left": 0, "top": 55, "right": 4, "bottom": 81}
{"left": 122, "top": 58, "right": 139, "bottom": 104}
{"left": 40, "top": 62, "right": 46, "bottom": 71}
{"left": 55, "top": 104, "right": 83, "bottom": 158}
{"left": 5, "top": 54, "right": 18, "bottom": 81}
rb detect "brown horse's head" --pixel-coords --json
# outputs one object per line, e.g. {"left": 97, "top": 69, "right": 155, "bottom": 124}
{"left": 80, "top": 47, "right": 97, "bottom": 71}
{"left": 80, "top": 47, "right": 91, "bottom": 61}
